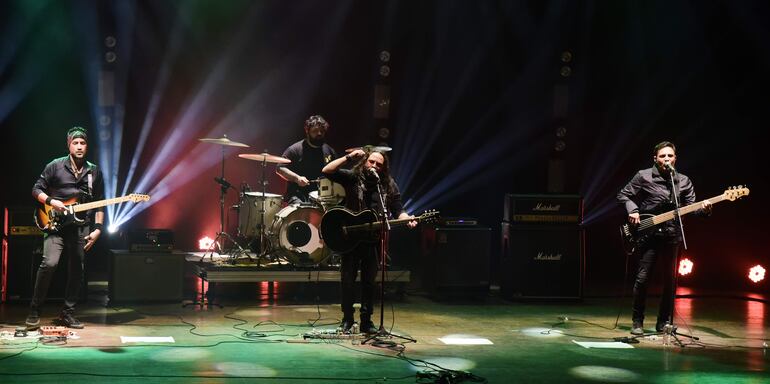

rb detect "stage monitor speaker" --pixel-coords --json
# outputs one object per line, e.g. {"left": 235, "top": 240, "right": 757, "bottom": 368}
{"left": 422, "top": 226, "right": 491, "bottom": 296}
{"left": 109, "top": 250, "right": 186, "bottom": 302}
{"left": 501, "top": 223, "right": 584, "bottom": 300}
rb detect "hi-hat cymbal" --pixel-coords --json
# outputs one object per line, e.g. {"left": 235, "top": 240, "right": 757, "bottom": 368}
{"left": 344, "top": 145, "right": 392, "bottom": 153}
{"left": 199, "top": 136, "right": 250, "bottom": 147}
{"left": 238, "top": 152, "right": 291, "bottom": 164}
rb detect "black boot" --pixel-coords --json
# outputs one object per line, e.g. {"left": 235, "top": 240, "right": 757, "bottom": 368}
{"left": 59, "top": 312, "right": 84, "bottom": 329}
{"left": 360, "top": 316, "right": 378, "bottom": 334}
{"left": 25, "top": 308, "right": 40, "bottom": 330}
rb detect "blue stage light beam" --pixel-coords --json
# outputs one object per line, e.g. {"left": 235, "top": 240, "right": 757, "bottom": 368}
{"left": 112, "top": 3, "right": 353, "bottom": 227}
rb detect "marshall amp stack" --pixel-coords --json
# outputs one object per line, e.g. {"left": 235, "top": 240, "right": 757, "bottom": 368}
{"left": 500, "top": 194, "right": 584, "bottom": 300}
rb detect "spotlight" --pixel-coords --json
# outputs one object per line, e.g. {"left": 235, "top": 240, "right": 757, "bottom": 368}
{"left": 554, "top": 140, "right": 566, "bottom": 152}
{"left": 560, "top": 66, "right": 572, "bottom": 77}
{"left": 378, "top": 127, "right": 390, "bottom": 139}
{"left": 198, "top": 236, "right": 215, "bottom": 251}
{"left": 104, "top": 36, "right": 117, "bottom": 48}
{"left": 108, "top": 224, "right": 119, "bottom": 234}
{"left": 560, "top": 51, "right": 573, "bottom": 63}
{"left": 678, "top": 258, "right": 694, "bottom": 276}
{"left": 379, "top": 65, "right": 390, "bottom": 77}
{"left": 555, "top": 126, "right": 567, "bottom": 138}
{"left": 105, "top": 51, "right": 117, "bottom": 63}
{"left": 379, "top": 50, "right": 390, "bottom": 62}
{"left": 748, "top": 265, "right": 766, "bottom": 283}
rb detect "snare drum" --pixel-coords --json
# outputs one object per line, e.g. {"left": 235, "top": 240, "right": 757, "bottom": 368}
{"left": 269, "top": 205, "right": 330, "bottom": 266}
{"left": 238, "top": 192, "right": 283, "bottom": 237}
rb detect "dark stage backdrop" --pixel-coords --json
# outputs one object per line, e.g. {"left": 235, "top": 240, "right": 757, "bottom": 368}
{"left": 2, "top": 1, "right": 767, "bottom": 293}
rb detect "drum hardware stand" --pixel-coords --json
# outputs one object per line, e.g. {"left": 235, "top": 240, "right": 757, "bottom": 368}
{"left": 199, "top": 143, "right": 250, "bottom": 264}
{"left": 362, "top": 176, "right": 416, "bottom": 346}
{"left": 252, "top": 152, "right": 273, "bottom": 266}
{"left": 632, "top": 165, "right": 698, "bottom": 346}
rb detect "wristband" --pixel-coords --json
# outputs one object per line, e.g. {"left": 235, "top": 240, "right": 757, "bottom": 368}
{"left": 93, "top": 223, "right": 104, "bottom": 231}
{"left": 45, "top": 196, "right": 53, "bottom": 205}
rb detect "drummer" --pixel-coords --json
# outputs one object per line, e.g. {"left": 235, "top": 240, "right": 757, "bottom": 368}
{"left": 276, "top": 115, "right": 338, "bottom": 205}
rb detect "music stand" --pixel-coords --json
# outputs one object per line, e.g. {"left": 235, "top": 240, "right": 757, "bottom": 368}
{"left": 362, "top": 176, "right": 416, "bottom": 345}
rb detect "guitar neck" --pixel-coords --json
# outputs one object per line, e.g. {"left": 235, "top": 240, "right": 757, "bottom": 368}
{"left": 650, "top": 194, "right": 726, "bottom": 225}
{"left": 71, "top": 196, "right": 134, "bottom": 213}
{"left": 346, "top": 216, "right": 418, "bottom": 232}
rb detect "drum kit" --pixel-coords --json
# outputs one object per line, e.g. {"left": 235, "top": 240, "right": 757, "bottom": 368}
{"left": 198, "top": 135, "right": 347, "bottom": 267}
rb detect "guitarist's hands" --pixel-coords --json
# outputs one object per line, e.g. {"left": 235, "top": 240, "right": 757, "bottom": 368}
{"left": 84, "top": 229, "right": 101, "bottom": 251}
{"left": 628, "top": 212, "right": 640, "bottom": 225}
{"left": 398, "top": 212, "right": 418, "bottom": 228}
{"left": 702, "top": 200, "right": 712, "bottom": 215}
{"left": 50, "top": 199, "right": 66, "bottom": 212}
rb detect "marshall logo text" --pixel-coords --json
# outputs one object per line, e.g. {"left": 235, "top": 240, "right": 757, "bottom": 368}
{"left": 534, "top": 252, "right": 562, "bottom": 261}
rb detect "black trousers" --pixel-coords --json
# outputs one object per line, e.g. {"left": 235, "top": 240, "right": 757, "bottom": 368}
{"left": 30, "top": 225, "right": 88, "bottom": 314}
{"left": 340, "top": 244, "right": 378, "bottom": 322}
{"left": 632, "top": 235, "right": 680, "bottom": 325}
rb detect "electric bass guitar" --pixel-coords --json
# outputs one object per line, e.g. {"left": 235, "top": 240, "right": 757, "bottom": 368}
{"left": 321, "top": 207, "right": 440, "bottom": 253}
{"left": 34, "top": 193, "right": 151, "bottom": 233}
{"left": 619, "top": 186, "right": 749, "bottom": 255}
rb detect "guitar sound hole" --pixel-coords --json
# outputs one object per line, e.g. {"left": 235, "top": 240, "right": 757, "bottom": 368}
{"left": 287, "top": 222, "right": 311, "bottom": 247}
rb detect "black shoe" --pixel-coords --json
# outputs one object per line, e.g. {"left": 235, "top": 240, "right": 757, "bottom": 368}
{"left": 360, "top": 321, "right": 379, "bottom": 334}
{"left": 656, "top": 322, "right": 667, "bottom": 332}
{"left": 59, "top": 313, "right": 84, "bottom": 329}
{"left": 339, "top": 319, "right": 354, "bottom": 334}
{"left": 25, "top": 310, "right": 40, "bottom": 330}
{"left": 630, "top": 321, "right": 644, "bottom": 335}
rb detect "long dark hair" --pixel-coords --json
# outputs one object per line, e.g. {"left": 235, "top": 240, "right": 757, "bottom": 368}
{"left": 352, "top": 150, "right": 396, "bottom": 194}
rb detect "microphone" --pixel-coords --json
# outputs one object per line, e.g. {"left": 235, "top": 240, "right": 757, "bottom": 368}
{"left": 368, "top": 167, "right": 380, "bottom": 180}
{"left": 664, "top": 162, "right": 676, "bottom": 172}
{"left": 214, "top": 177, "right": 232, "bottom": 189}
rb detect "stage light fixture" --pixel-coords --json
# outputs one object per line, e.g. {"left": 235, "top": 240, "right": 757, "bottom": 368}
{"left": 104, "top": 36, "right": 117, "bottom": 48}
{"left": 108, "top": 224, "right": 119, "bottom": 234}
{"left": 560, "top": 51, "right": 573, "bottom": 63}
{"left": 560, "top": 66, "right": 571, "bottom": 77}
{"left": 105, "top": 51, "right": 117, "bottom": 63}
{"left": 198, "top": 236, "right": 215, "bottom": 251}
{"left": 748, "top": 265, "right": 766, "bottom": 283}
{"left": 678, "top": 258, "right": 694, "bottom": 276}
{"left": 379, "top": 65, "right": 390, "bottom": 77}
{"left": 379, "top": 50, "right": 390, "bottom": 62}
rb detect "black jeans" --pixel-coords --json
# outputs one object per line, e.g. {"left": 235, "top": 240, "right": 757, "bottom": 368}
{"left": 632, "top": 235, "right": 680, "bottom": 325}
{"left": 340, "top": 244, "right": 378, "bottom": 322}
{"left": 30, "top": 225, "right": 88, "bottom": 315}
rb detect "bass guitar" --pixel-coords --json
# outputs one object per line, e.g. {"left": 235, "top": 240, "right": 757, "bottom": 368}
{"left": 321, "top": 207, "right": 439, "bottom": 253}
{"left": 35, "top": 193, "right": 151, "bottom": 233}
{"left": 620, "top": 186, "right": 749, "bottom": 255}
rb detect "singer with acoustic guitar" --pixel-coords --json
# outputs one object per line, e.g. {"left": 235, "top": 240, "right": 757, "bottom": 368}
{"left": 322, "top": 148, "right": 417, "bottom": 334}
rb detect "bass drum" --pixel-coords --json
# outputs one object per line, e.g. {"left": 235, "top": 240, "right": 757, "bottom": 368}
{"left": 269, "top": 205, "right": 330, "bottom": 266}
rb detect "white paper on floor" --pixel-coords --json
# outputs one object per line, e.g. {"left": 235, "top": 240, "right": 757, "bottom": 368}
{"left": 572, "top": 340, "right": 634, "bottom": 349}
{"left": 121, "top": 336, "right": 175, "bottom": 343}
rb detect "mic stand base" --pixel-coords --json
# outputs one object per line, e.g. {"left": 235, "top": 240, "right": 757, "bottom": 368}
{"left": 362, "top": 325, "right": 417, "bottom": 346}
{"left": 625, "top": 323, "right": 699, "bottom": 347}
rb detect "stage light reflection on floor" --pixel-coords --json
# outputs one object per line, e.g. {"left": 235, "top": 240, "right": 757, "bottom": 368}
{"left": 520, "top": 327, "right": 565, "bottom": 338}
{"left": 231, "top": 308, "right": 273, "bottom": 317}
{"left": 214, "top": 362, "right": 277, "bottom": 377}
{"left": 152, "top": 348, "right": 212, "bottom": 362}
{"left": 569, "top": 365, "right": 640, "bottom": 383}
{"left": 438, "top": 334, "right": 493, "bottom": 345}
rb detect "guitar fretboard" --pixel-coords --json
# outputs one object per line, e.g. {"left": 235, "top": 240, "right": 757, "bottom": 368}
{"left": 71, "top": 196, "right": 138, "bottom": 213}
{"left": 638, "top": 194, "right": 726, "bottom": 231}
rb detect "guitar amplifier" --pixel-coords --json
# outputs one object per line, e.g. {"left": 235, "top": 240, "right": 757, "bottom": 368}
{"left": 128, "top": 229, "right": 173, "bottom": 253}
{"left": 503, "top": 194, "right": 583, "bottom": 224}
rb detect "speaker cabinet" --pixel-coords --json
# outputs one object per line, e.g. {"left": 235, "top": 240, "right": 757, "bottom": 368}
{"left": 2, "top": 206, "right": 67, "bottom": 302}
{"left": 109, "top": 250, "right": 186, "bottom": 302}
{"left": 501, "top": 223, "right": 584, "bottom": 300}
{"left": 422, "top": 226, "right": 491, "bottom": 296}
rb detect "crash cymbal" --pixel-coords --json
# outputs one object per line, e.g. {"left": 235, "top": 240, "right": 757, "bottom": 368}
{"left": 199, "top": 135, "right": 250, "bottom": 147}
{"left": 238, "top": 152, "right": 291, "bottom": 164}
{"left": 344, "top": 145, "right": 392, "bottom": 153}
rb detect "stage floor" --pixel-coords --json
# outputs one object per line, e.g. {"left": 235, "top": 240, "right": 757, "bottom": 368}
{"left": 0, "top": 290, "right": 768, "bottom": 383}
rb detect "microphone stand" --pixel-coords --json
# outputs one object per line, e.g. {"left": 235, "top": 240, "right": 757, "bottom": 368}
{"left": 363, "top": 174, "right": 416, "bottom": 345}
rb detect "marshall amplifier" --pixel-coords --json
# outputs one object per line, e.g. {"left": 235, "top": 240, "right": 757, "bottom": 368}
{"left": 503, "top": 194, "right": 583, "bottom": 224}
{"left": 500, "top": 223, "right": 584, "bottom": 300}
{"left": 128, "top": 229, "right": 173, "bottom": 253}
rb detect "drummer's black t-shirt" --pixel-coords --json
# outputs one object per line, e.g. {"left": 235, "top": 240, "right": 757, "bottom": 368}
{"left": 279, "top": 139, "right": 337, "bottom": 203}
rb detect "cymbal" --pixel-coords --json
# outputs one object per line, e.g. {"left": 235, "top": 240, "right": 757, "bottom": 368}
{"left": 344, "top": 145, "right": 392, "bottom": 153}
{"left": 238, "top": 152, "right": 291, "bottom": 164}
{"left": 199, "top": 136, "right": 250, "bottom": 147}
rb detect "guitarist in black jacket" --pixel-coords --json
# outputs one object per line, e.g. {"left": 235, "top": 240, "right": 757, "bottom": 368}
{"left": 617, "top": 141, "right": 710, "bottom": 335}
{"left": 322, "top": 148, "right": 416, "bottom": 334}
{"left": 25, "top": 127, "right": 104, "bottom": 330}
